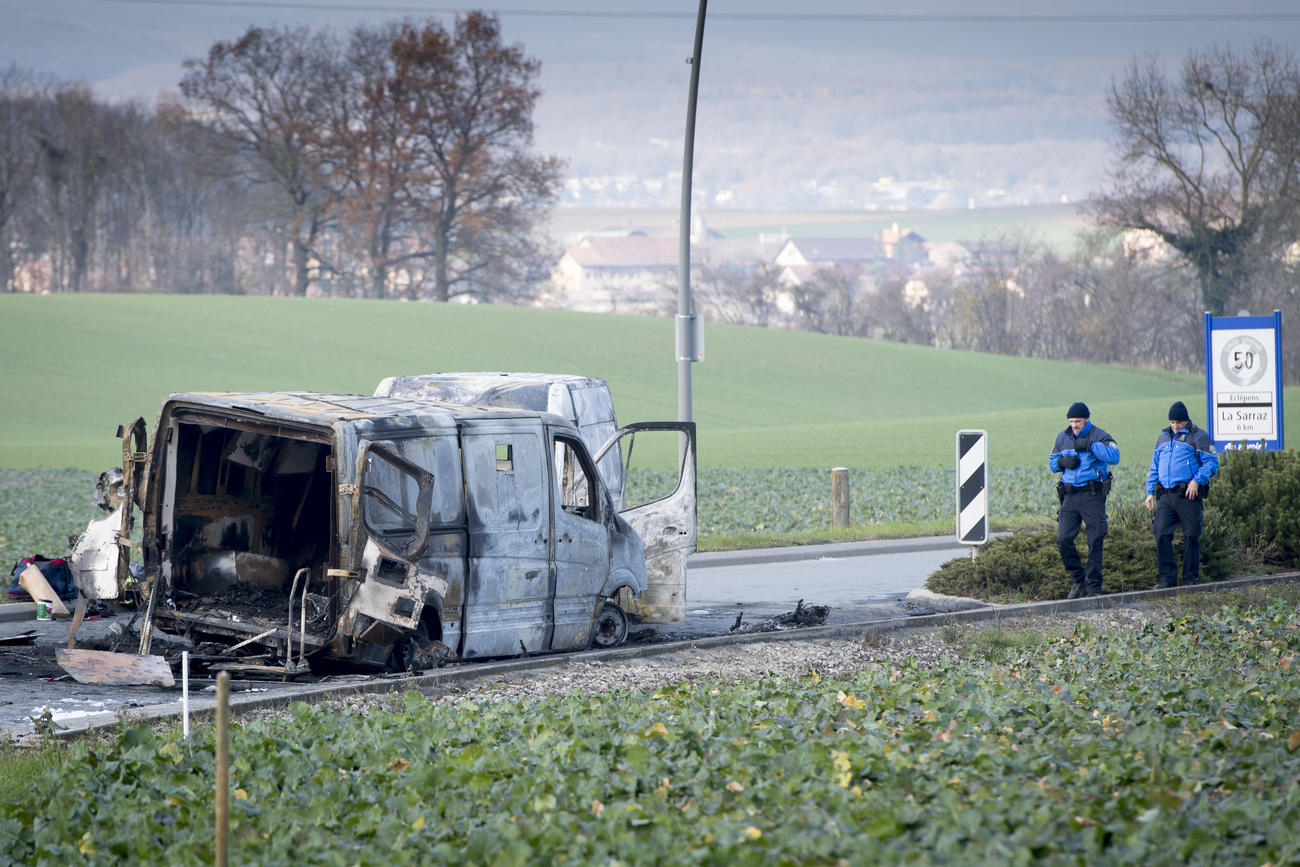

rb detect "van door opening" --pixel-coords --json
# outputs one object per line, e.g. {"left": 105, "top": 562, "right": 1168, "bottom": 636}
{"left": 597, "top": 422, "right": 697, "bottom": 624}
{"left": 151, "top": 414, "right": 338, "bottom": 662}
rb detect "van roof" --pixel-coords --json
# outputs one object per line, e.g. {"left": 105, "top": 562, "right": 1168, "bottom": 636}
{"left": 164, "top": 392, "right": 564, "bottom": 428}
{"left": 376, "top": 372, "right": 608, "bottom": 411}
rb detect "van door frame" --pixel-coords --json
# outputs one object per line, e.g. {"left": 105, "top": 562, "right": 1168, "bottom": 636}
{"left": 594, "top": 421, "right": 697, "bottom": 624}
{"left": 546, "top": 427, "right": 613, "bottom": 650}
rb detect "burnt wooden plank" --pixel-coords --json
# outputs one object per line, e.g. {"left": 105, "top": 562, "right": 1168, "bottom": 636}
{"left": 55, "top": 648, "right": 175, "bottom": 687}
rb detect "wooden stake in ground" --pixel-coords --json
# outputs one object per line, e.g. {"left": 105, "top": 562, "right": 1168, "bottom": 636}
{"left": 216, "top": 670, "right": 230, "bottom": 867}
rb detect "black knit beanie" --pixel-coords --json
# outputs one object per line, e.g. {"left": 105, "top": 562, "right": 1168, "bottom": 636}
{"left": 1066, "top": 401, "right": 1090, "bottom": 419}
{"left": 1168, "top": 401, "right": 1190, "bottom": 423}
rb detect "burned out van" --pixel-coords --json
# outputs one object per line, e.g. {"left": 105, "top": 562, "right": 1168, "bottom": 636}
{"left": 80, "top": 391, "right": 695, "bottom": 672}
{"left": 374, "top": 372, "right": 693, "bottom": 625}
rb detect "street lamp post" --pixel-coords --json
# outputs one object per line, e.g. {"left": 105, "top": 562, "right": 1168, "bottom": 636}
{"left": 676, "top": 0, "right": 707, "bottom": 424}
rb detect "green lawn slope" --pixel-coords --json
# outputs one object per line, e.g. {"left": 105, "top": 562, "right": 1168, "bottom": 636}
{"left": 1, "top": 293, "right": 1288, "bottom": 471}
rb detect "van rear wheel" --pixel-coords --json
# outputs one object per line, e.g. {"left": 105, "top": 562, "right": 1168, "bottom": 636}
{"left": 590, "top": 600, "right": 628, "bottom": 648}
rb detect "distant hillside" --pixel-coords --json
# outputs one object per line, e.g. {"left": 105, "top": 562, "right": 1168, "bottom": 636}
{"left": 1, "top": 293, "right": 1264, "bottom": 472}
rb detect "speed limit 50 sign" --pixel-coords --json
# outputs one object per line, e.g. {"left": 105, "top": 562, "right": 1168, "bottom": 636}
{"left": 1205, "top": 311, "right": 1284, "bottom": 451}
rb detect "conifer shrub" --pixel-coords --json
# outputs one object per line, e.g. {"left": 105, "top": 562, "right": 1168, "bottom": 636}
{"left": 1207, "top": 448, "right": 1300, "bottom": 565}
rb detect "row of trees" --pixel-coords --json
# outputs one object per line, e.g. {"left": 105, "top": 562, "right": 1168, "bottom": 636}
{"left": 0, "top": 13, "right": 562, "bottom": 300}
{"left": 684, "top": 230, "right": 1220, "bottom": 375}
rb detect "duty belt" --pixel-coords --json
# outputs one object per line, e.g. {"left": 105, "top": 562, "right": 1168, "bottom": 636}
{"left": 1057, "top": 476, "right": 1112, "bottom": 500}
{"left": 1156, "top": 481, "right": 1208, "bottom": 500}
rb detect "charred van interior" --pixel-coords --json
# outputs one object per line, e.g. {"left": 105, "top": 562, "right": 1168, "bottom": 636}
{"left": 153, "top": 414, "right": 338, "bottom": 669}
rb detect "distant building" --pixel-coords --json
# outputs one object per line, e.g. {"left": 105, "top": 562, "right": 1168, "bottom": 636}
{"left": 1120, "top": 228, "right": 1177, "bottom": 263}
{"left": 773, "top": 237, "right": 882, "bottom": 269}
{"left": 772, "top": 225, "right": 931, "bottom": 287}
{"left": 546, "top": 233, "right": 678, "bottom": 313}
{"left": 927, "top": 241, "right": 970, "bottom": 271}
{"left": 771, "top": 237, "right": 880, "bottom": 289}
{"left": 878, "top": 221, "right": 930, "bottom": 268}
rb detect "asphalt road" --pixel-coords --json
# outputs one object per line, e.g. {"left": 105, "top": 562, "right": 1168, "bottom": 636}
{"left": 0, "top": 536, "right": 972, "bottom": 740}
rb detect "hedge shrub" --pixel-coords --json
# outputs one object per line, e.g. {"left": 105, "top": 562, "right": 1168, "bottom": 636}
{"left": 1209, "top": 448, "right": 1300, "bottom": 564}
{"left": 928, "top": 449, "right": 1293, "bottom": 603}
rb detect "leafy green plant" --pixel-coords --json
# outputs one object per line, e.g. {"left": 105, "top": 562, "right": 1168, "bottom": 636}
{"left": 4, "top": 594, "right": 1300, "bottom": 864}
{"left": 0, "top": 470, "right": 99, "bottom": 579}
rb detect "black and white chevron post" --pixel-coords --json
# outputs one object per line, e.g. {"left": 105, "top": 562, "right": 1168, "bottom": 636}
{"left": 956, "top": 430, "right": 988, "bottom": 546}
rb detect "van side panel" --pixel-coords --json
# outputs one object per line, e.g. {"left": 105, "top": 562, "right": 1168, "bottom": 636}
{"left": 459, "top": 420, "right": 553, "bottom": 658}
{"left": 416, "top": 531, "right": 467, "bottom": 649}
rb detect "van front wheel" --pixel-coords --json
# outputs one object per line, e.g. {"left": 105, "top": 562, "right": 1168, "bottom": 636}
{"left": 590, "top": 600, "right": 628, "bottom": 648}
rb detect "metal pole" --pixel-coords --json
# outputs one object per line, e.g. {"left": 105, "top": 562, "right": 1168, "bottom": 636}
{"left": 678, "top": 0, "right": 707, "bottom": 424}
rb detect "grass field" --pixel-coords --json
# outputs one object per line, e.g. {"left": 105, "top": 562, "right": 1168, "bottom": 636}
{"left": 2, "top": 293, "right": 1266, "bottom": 474}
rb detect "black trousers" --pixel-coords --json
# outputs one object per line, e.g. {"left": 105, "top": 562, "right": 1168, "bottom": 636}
{"left": 1154, "top": 492, "right": 1204, "bottom": 586}
{"left": 1058, "top": 489, "right": 1108, "bottom": 594}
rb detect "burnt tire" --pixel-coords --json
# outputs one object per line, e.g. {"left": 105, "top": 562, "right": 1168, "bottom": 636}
{"left": 589, "top": 600, "right": 629, "bottom": 649}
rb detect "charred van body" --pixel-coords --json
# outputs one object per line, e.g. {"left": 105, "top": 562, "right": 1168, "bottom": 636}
{"left": 77, "top": 390, "right": 696, "bottom": 673}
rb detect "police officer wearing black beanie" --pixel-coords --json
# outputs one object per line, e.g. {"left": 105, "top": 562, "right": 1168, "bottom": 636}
{"left": 1050, "top": 402, "right": 1121, "bottom": 598}
{"left": 1144, "top": 401, "right": 1219, "bottom": 587}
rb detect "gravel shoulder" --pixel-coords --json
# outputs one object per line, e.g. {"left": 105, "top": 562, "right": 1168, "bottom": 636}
{"left": 254, "top": 605, "right": 1167, "bottom": 721}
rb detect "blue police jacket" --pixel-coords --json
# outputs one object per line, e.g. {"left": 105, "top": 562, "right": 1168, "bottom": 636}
{"left": 1049, "top": 421, "right": 1120, "bottom": 487}
{"left": 1145, "top": 423, "right": 1218, "bottom": 494}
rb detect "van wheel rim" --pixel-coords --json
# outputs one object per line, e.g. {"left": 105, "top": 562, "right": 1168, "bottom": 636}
{"left": 591, "top": 601, "right": 628, "bottom": 648}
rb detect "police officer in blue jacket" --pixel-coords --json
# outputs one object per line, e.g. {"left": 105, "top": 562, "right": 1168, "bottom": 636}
{"left": 1050, "top": 402, "right": 1121, "bottom": 598}
{"left": 1144, "top": 401, "right": 1219, "bottom": 588}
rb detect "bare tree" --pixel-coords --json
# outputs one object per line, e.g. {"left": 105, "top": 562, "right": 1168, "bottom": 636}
{"left": 1088, "top": 41, "right": 1300, "bottom": 315}
{"left": 1052, "top": 229, "right": 1195, "bottom": 370}
{"left": 138, "top": 98, "right": 252, "bottom": 293}
{"left": 388, "top": 13, "right": 563, "bottom": 303}
{"left": 948, "top": 237, "right": 1034, "bottom": 355}
{"left": 181, "top": 26, "right": 337, "bottom": 296}
{"left": 691, "top": 258, "right": 782, "bottom": 327}
{"left": 870, "top": 274, "right": 938, "bottom": 346}
{"left": 32, "top": 83, "right": 120, "bottom": 292}
{"left": 786, "top": 266, "right": 871, "bottom": 336}
{"left": 309, "top": 22, "right": 425, "bottom": 299}
{"left": 0, "top": 67, "right": 47, "bottom": 292}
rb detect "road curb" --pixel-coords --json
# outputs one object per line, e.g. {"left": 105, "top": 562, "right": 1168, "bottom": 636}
{"left": 691, "top": 535, "right": 998, "bottom": 569}
{"left": 0, "top": 601, "right": 40, "bottom": 625}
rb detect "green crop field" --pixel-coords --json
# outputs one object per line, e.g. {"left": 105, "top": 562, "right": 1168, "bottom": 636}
{"left": 0, "top": 293, "right": 1266, "bottom": 471}
{"left": 2, "top": 293, "right": 1294, "bottom": 567}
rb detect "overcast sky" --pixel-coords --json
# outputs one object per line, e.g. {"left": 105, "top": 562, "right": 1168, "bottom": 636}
{"left": 5, "top": 1, "right": 1300, "bottom": 209}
